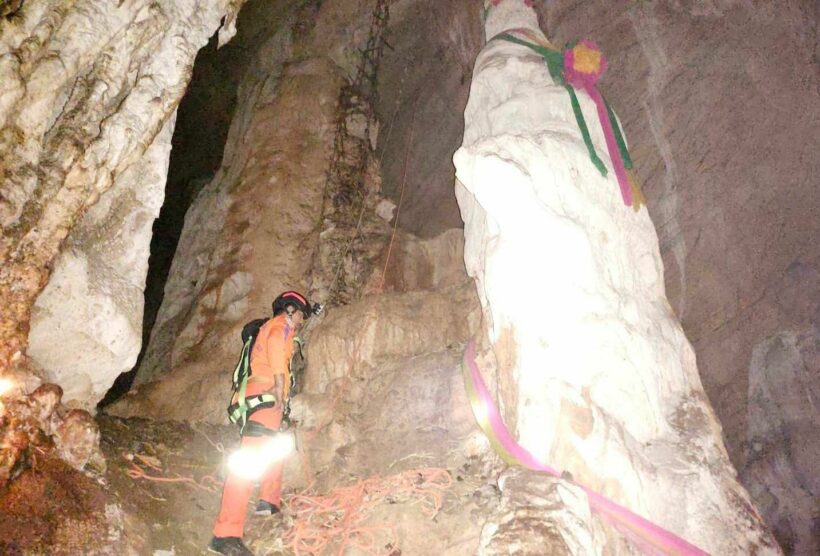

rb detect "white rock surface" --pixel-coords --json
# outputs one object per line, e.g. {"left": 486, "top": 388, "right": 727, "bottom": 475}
{"left": 0, "top": 0, "right": 244, "bottom": 386}
{"left": 27, "top": 117, "right": 174, "bottom": 409}
{"left": 453, "top": 1, "right": 778, "bottom": 553}
{"left": 479, "top": 468, "right": 608, "bottom": 555}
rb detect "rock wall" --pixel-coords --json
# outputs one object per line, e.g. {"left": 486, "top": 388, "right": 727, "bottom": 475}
{"left": 27, "top": 116, "right": 174, "bottom": 409}
{"left": 0, "top": 0, "right": 245, "bottom": 393}
{"left": 376, "top": 0, "right": 484, "bottom": 238}
{"left": 116, "top": 57, "right": 342, "bottom": 420}
{"left": 131, "top": 12, "right": 306, "bottom": 389}
{"left": 538, "top": 2, "right": 819, "bottom": 552}
{"left": 111, "top": 0, "right": 375, "bottom": 419}
{"left": 453, "top": 2, "right": 778, "bottom": 553}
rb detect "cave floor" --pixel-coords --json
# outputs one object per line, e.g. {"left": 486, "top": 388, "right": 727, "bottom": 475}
{"left": 98, "top": 415, "right": 238, "bottom": 555}
{"left": 0, "top": 454, "right": 110, "bottom": 555}
{"left": 93, "top": 415, "right": 488, "bottom": 555}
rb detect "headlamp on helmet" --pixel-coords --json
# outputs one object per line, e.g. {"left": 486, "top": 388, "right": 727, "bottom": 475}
{"left": 272, "top": 290, "right": 312, "bottom": 318}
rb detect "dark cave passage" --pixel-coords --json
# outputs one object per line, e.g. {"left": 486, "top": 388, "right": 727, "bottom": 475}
{"left": 100, "top": 0, "right": 474, "bottom": 405}
{"left": 100, "top": 0, "right": 282, "bottom": 406}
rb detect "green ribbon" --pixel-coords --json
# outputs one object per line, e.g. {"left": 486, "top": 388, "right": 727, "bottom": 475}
{"left": 498, "top": 33, "right": 564, "bottom": 83}
{"left": 497, "top": 33, "right": 609, "bottom": 178}
{"left": 566, "top": 85, "right": 608, "bottom": 176}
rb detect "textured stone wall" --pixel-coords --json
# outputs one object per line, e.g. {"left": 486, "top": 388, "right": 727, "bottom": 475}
{"left": 539, "top": 2, "right": 818, "bottom": 552}
{"left": 0, "top": 0, "right": 245, "bottom": 393}
{"left": 376, "top": 1, "right": 817, "bottom": 551}
{"left": 2, "top": 0, "right": 812, "bottom": 551}
{"left": 454, "top": 2, "right": 778, "bottom": 553}
{"left": 27, "top": 116, "right": 174, "bottom": 409}
{"left": 131, "top": 10, "right": 304, "bottom": 389}
{"left": 377, "top": 0, "right": 483, "bottom": 237}
{"left": 110, "top": 1, "right": 365, "bottom": 420}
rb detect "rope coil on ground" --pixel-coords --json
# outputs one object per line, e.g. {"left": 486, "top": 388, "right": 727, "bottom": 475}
{"left": 283, "top": 467, "right": 452, "bottom": 556}
{"left": 123, "top": 451, "right": 221, "bottom": 493}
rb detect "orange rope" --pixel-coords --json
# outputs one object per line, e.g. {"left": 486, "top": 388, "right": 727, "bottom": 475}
{"left": 283, "top": 467, "right": 451, "bottom": 556}
{"left": 123, "top": 452, "right": 221, "bottom": 493}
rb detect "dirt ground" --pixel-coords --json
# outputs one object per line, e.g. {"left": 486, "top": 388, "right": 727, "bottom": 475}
{"left": 97, "top": 415, "right": 239, "bottom": 555}
{"left": 2, "top": 414, "right": 495, "bottom": 555}
{"left": 0, "top": 456, "right": 110, "bottom": 555}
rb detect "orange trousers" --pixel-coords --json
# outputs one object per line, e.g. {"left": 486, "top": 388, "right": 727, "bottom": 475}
{"left": 212, "top": 405, "right": 285, "bottom": 538}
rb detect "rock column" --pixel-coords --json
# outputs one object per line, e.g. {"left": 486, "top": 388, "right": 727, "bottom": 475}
{"left": 453, "top": 1, "right": 778, "bottom": 553}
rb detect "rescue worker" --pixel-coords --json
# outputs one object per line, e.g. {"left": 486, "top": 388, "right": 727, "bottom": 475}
{"left": 208, "top": 290, "right": 312, "bottom": 556}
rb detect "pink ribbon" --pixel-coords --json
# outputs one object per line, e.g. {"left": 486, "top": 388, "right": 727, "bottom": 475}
{"left": 463, "top": 341, "right": 708, "bottom": 555}
{"left": 564, "top": 41, "right": 633, "bottom": 206}
{"left": 584, "top": 85, "right": 633, "bottom": 207}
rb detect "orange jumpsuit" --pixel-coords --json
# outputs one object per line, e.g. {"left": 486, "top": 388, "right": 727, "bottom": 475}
{"left": 212, "top": 314, "right": 295, "bottom": 539}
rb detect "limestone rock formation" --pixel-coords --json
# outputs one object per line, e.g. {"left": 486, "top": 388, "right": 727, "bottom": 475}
{"left": 110, "top": 2, "right": 363, "bottom": 419}
{"left": 0, "top": 383, "right": 104, "bottom": 489}
{"left": 132, "top": 18, "right": 308, "bottom": 389}
{"left": 53, "top": 408, "right": 105, "bottom": 473}
{"left": 478, "top": 468, "right": 611, "bottom": 556}
{"left": 0, "top": 0, "right": 246, "bottom": 400}
{"left": 27, "top": 117, "right": 174, "bottom": 409}
{"left": 1, "top": 0, "right": 811, "bottom": 552}
{"left": 741, "top": 331, "right": 820, "bottom": 555}
{"left": 453, "top": 1, "right": 778, "bottom": 553}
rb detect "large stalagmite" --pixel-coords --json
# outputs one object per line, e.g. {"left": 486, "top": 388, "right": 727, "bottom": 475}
{"left": 453, "top": 2, "right": 778, "bottom": 554}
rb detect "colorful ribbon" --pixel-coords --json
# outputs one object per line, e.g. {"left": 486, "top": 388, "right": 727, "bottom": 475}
{"left": 496, "top": 31, "right": 645, "bottom": 210}
{"left": 461, "top": 341, "right": 708, "bottom": 555}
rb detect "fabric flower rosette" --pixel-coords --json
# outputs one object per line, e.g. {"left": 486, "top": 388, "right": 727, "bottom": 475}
{"left": 495, "top": 29, "right": 646, "bottom": 210}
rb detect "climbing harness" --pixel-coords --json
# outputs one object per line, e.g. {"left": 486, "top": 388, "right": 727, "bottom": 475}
{"left": 461, "top": 341, "right": 708, "bottom": 555}
{"left": 228, "top": 310, "right": 320, "bottom": 432}
{"left": 494, "top": 28, "right": 646, "bottom": 210}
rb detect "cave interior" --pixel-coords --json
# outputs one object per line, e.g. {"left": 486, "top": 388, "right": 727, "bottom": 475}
{"left": 0, "top": 0, "right": 817, "bottom": 555}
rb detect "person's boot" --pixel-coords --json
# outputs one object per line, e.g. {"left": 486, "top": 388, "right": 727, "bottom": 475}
{"left": 207, "top": 536, "right": 254, "bottom": 556}
{"left": 254, "top": 500, "right": 281, "bottom": 516}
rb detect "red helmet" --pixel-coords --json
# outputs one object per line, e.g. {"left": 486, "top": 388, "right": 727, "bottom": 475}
{"left": 272, "top": 290, "right": 311, "bottom": 317}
